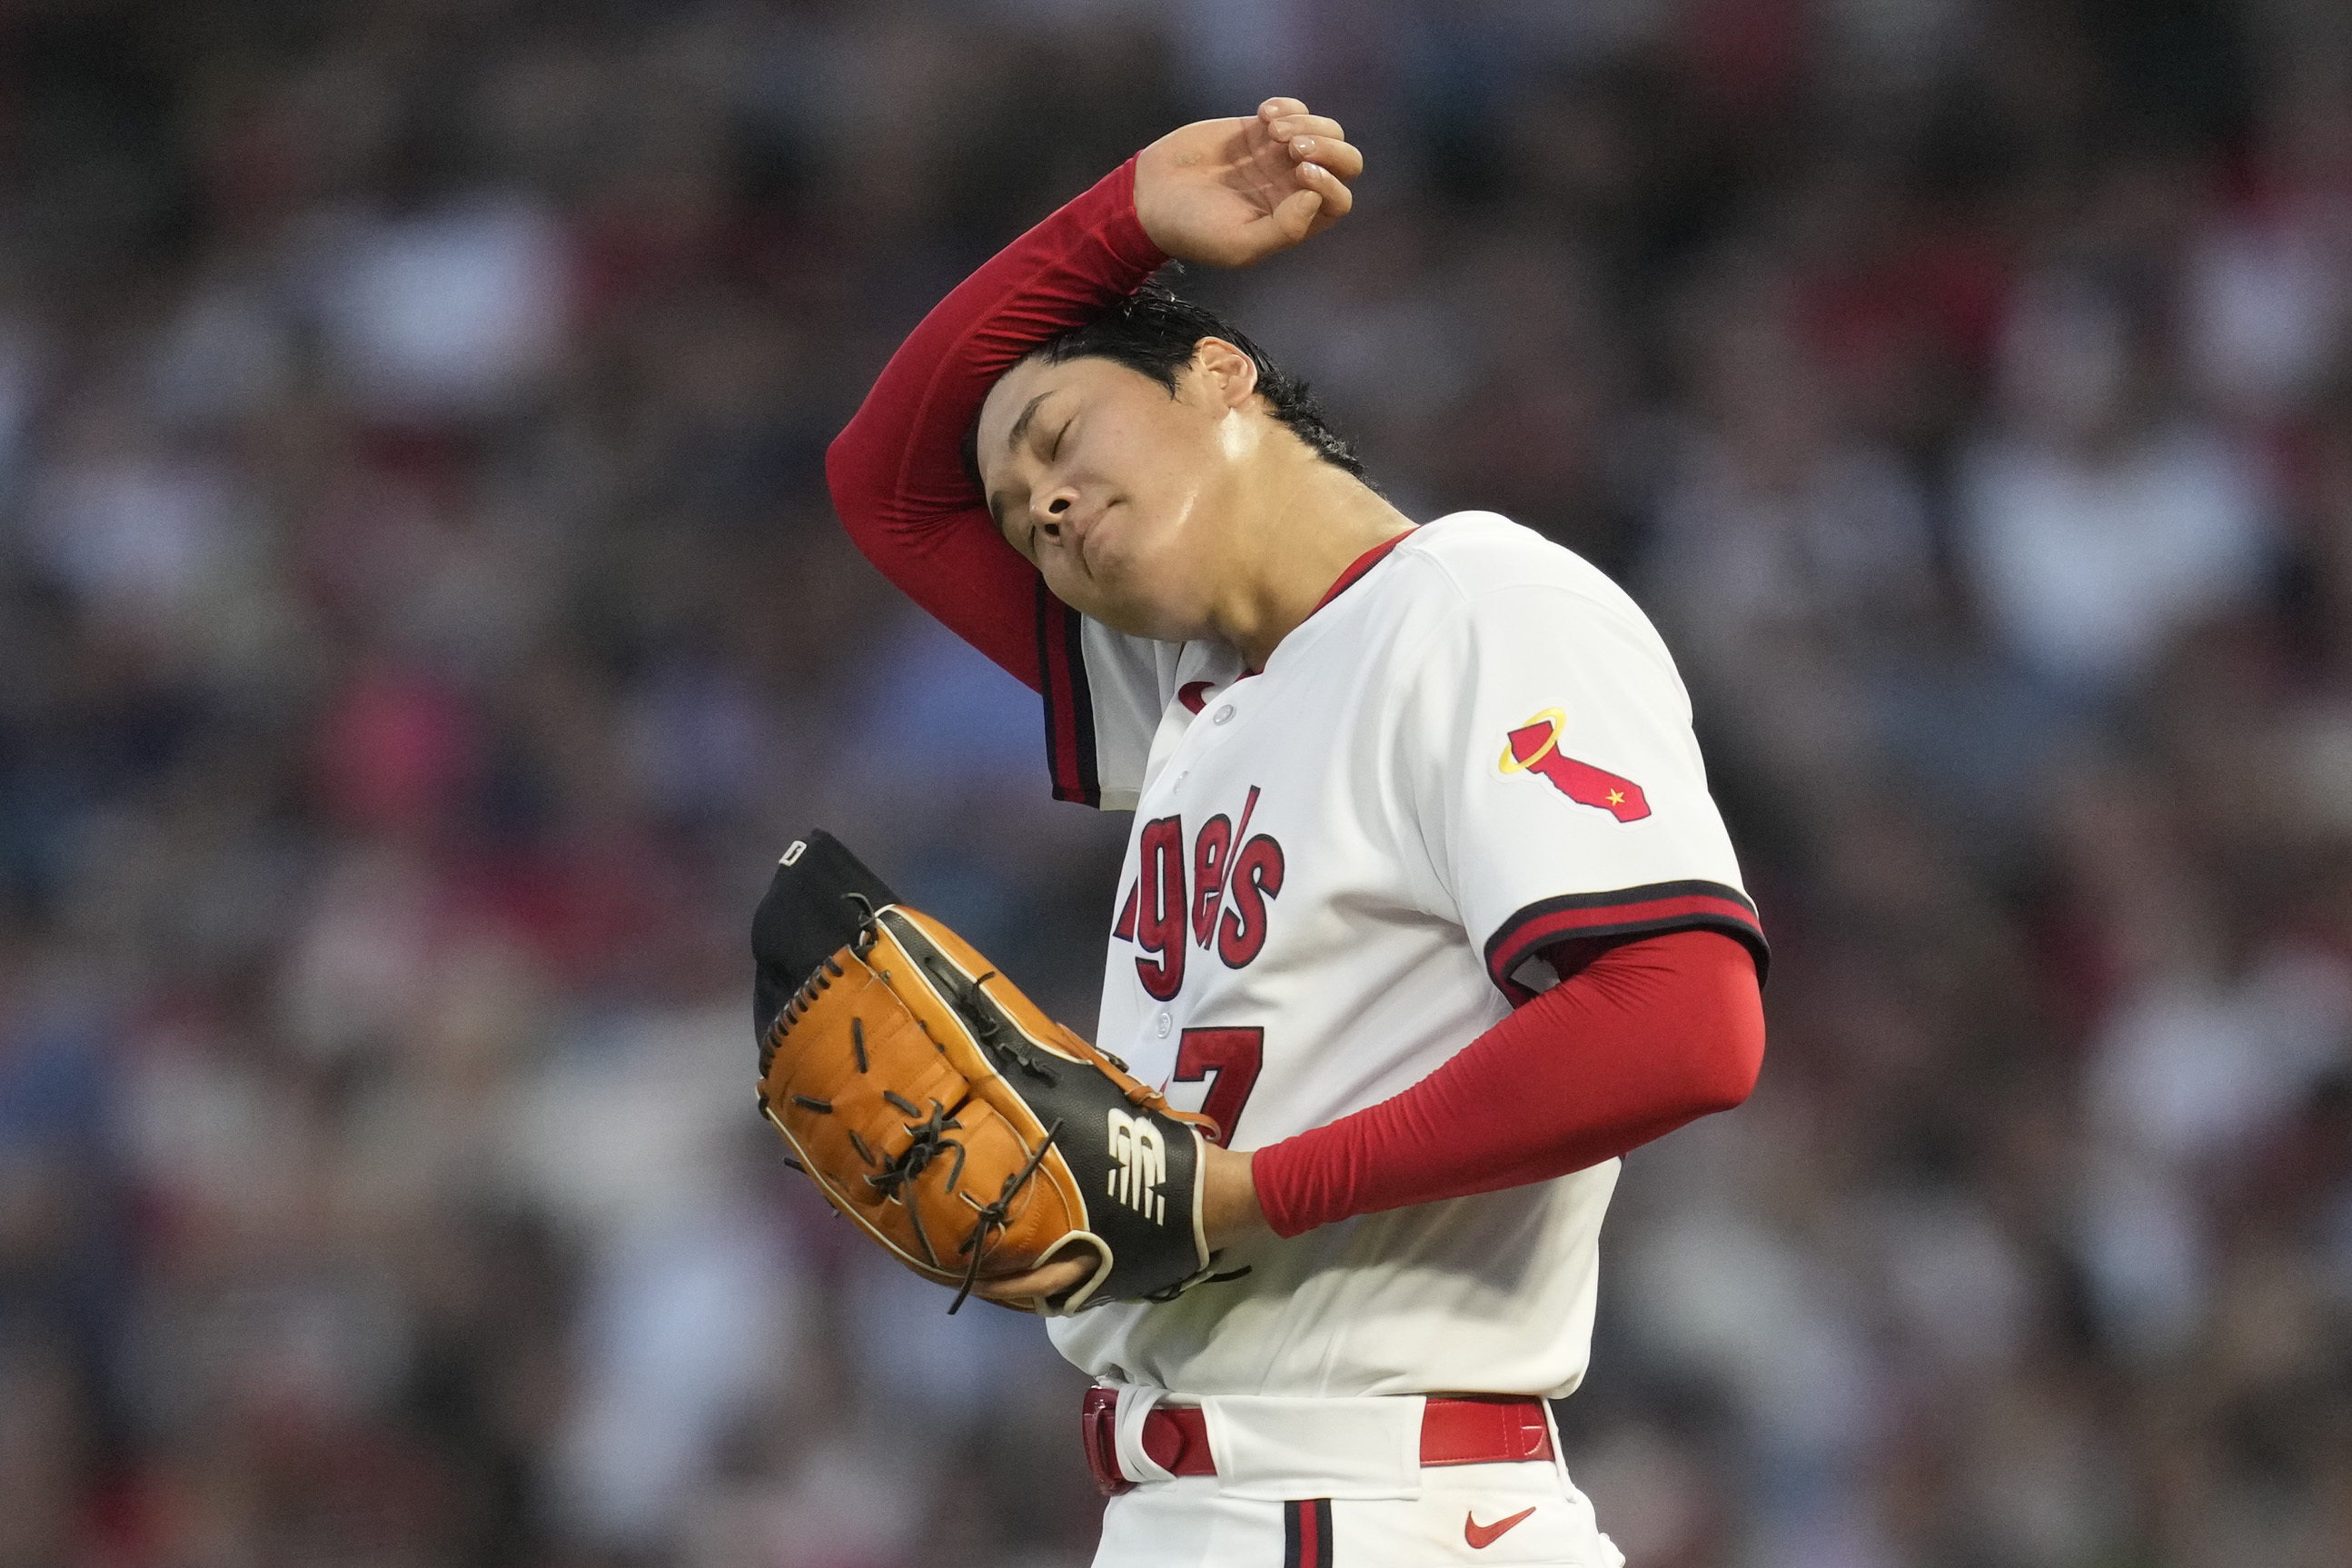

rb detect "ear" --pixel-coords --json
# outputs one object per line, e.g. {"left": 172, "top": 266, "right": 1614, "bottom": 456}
{"left": 1189, "top": 337, "right": 1260, "bottom": 412}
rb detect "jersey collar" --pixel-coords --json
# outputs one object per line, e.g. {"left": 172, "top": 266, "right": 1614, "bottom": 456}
{"left": 1238, "top": 527, "right": 1415, "bottom": 682}
{"left": 1308, "top": 526, "right": 1415, "bottom": 618}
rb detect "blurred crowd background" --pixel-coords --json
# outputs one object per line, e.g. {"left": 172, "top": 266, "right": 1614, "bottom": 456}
{"left": 3, "top": 1, "right": 2351, "bottom": 1564}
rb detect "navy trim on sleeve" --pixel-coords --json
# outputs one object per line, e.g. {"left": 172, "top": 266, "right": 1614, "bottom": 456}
{"left": 1037, "top": 581, "right": 1100, "bottom": 806}
{"left": 1484, "top": 879, "right": 1767, "bottom": 1002}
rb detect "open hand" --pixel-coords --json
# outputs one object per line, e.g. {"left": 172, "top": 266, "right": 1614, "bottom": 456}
{"left": 1135, "top": 97, "right": 1364, "bottom": 268}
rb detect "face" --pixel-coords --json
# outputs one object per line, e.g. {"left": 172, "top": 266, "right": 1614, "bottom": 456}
{"left": 974, "top": 341, "right": 1264, "bottom": 640}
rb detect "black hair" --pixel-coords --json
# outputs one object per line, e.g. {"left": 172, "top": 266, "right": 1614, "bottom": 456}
{"left": 962, "top": 278, "right": 1368, "bottom": 491}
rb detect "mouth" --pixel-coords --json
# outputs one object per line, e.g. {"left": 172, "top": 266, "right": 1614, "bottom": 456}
{"left": 1067, "top": 501, "right": 1116, "bottom": 575}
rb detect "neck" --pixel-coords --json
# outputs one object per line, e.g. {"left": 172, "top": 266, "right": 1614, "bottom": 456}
{"left": 1208, "top": 452, "right": 1414, "bottom": 670}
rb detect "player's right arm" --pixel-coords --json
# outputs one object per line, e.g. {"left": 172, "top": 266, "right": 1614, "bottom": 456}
{"left": 826, "top": 99, "right": 1361, "bottom": 690}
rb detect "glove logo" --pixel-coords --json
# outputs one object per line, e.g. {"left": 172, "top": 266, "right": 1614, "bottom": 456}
{"left": 1106, "top": 1109, "right": 1168, "bottom": 1224}
{"left": 1498, "top": 708, "right": 1651, "bottom": 822}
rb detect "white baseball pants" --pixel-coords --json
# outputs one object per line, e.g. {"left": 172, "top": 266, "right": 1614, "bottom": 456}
{"left": 1086, "top": 1391, "right": 1624, "bottom": 1567}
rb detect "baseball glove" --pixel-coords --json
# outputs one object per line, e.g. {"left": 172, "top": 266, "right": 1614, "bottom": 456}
{"left": 751, "top": 831, "right": 1227, "bottom": 1314}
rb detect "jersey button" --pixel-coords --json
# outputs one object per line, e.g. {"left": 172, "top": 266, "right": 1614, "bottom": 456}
{"left": 1212, "top": 705, "right": 1235, "bottom": 725}
{"left": 1155, "top": 1011, "right": 1172, "bottom": 1038}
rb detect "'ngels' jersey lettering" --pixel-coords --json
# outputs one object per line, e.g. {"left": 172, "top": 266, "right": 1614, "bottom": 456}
{"left": 1129, "top": 816, "right": 1187, "bottom": 999}
{"left": 1215, "top": 832, "right": 1284, "bottom": 968}
{"left": 1114, "top": 786, "right": 1287, "bottom": 995}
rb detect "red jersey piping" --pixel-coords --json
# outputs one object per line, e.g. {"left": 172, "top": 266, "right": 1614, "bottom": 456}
{"left": 1309, "top": 528, "right": 1414, "bottom": 617}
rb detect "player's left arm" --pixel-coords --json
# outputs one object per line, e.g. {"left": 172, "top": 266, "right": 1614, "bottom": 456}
{"left": 1167, "top": 928, "right": 1763, "bottom": 1255}
{"left": 1212, "top": 568, "right": 1770, "bottom": 1244}
{"left": 1239, "top": 927, "right": 1762, "bottom": 1238}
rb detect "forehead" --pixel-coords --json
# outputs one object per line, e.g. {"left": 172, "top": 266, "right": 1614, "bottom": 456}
{"left": 975, "top": 354, "right": 1166, "bottom": 478}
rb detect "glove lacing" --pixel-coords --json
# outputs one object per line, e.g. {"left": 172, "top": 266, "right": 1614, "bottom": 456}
{"left": 948, "top": 1117, "right": 1063, "bottom": 1315}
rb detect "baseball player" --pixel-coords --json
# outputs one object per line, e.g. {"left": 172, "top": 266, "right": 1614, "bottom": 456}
{"left": 827, "top": 99, "right": 1766, "bottom": 1566}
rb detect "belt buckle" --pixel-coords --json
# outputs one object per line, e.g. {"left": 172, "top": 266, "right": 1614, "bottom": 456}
{"left": 1079, "top": 1385, "right": 1136, "bottom": 1497}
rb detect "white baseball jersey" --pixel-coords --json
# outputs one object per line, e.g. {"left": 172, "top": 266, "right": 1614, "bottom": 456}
{"left": 1037, "top": 511, "right": 1763, "bottom": 1400}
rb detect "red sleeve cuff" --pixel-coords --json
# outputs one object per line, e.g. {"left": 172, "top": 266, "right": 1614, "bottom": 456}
{"left": 1094, "top": 156, "right": 1167, "bottom": 273}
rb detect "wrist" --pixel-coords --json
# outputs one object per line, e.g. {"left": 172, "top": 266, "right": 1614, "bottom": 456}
{"left": 1104, "top": 155, "right": 1167, "bottom": 272}
{"left": 1200, "top": 1141, "right": 1267, "bottom": 1252}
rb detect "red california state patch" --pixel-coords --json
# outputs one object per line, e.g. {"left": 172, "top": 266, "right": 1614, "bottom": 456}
{"left": 1498, "top": 708, "right": 1651, "bottom": 822}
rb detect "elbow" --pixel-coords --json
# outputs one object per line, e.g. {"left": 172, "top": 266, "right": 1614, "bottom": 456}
{"left": 825, "top": 428, "right": 900, "bottom": 559}
{"left": 1645, "top": 1038, "right": 1756, "bottom": 1137}
{"left": 1676, "top": 950, "right": 1766, "bottom": 1119}
{"left": 1688, "top": 1032, "right": 1762, "bottom": 1117}
{"left": 823, "top": 430, "right": 864, "bottom": 529}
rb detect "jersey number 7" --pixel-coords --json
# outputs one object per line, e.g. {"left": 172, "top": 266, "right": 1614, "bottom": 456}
{"left": 1172, "top": 1027, "right": 1264, "bottom": 1148}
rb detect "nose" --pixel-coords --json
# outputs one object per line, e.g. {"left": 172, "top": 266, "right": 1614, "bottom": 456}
{"left": 1034, "top": 485, "right": 1077, "bottom": 541}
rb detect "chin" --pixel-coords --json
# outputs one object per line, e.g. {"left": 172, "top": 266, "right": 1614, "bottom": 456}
{"left": 1084, "top": 590, "right": 1192, "bottom": 644}
{"left": 1072, "top": 570, "right": 1205, "bottom": 644}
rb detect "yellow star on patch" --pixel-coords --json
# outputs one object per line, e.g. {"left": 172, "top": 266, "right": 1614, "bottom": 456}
{"left": 1606, "top": 789, "right": 1625, "bottom": 806}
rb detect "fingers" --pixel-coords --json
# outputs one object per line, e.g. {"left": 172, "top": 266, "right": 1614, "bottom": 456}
{"left": 1288, "top": 134, "right": 1364, "bottom": 184}
{"left": 1255, "top": 95, "right": 1361, "bottom": 188}
{"left": 1225, "top": 164, "right": 1354, "bottom": 262}
{"left": 1260, "top": 98, "right": 1345, "bottom": 143}
{"left": 1253, "top": 186, "right": 1327, "bottom": 248}
{"left": 1294, "top": 163, "right": 1352, "bottom": 228}
{"left": 1270, "top": 114, "right": 1346, "bottom": 143}
{"left": 975, "top": 1255, "right": 1092, "bottom": 1303}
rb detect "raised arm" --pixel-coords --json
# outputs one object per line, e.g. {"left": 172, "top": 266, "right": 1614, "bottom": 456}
{"left": 827, "top": 99, "right": 1363, "bottom": 690}
{"left": 824, "top": 160, "right": 1162, "bottom": 687}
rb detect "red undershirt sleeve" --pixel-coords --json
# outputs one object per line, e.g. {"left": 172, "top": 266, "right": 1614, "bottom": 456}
{"left": 1250, "top": 928, "right": 1765, "bottom": 1239}
{"left": 824, "top": 158, "right": 1168, "bottom": 691}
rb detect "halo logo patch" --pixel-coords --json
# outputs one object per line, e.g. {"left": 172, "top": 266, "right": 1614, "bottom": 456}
{"left": 1498, "top": 708, "right": 1652, "bottom": 822}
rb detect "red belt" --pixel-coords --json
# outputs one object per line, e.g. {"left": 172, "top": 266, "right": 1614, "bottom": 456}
{"left": 1079, "top": 1385, "right": 1553, "bottom": 1496}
